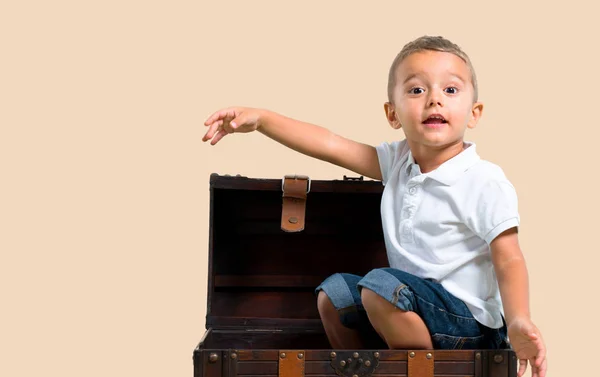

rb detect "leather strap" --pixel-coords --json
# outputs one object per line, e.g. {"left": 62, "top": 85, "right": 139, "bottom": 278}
{"left": 407, "top": 351, "right": 434, "bottom": 377}
{"left": 281, "top": 175, "right": 309, "bottom": 232}
{"left": 278, "top": 350, "right": 305, "bottom": 377}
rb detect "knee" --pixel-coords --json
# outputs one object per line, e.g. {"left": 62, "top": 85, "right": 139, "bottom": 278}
{"left": 317, "top": 290, "right": 336, "bottom": 319}
{"left": 361, "top": 288, "right": 392, "bottom": 315}
{"left": 360, "top": 287, "right": 376, "bottom": 308}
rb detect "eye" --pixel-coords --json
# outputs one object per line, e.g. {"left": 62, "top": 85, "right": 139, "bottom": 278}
{"left": 445, "top": 87, "right": 459, "bottom": 94}
{"left": 409, "top": 87, "right": 424, "bottom": 95}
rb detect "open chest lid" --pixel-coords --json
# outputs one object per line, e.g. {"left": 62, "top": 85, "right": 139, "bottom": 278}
{"left": 205, "top": 173, "right": 389, "bottom": 330}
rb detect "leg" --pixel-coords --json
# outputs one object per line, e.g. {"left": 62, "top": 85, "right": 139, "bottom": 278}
{"left": 357, "top": 268, "right": 490, "bottom": 350}
{"left": 317, "top": 291, "right": 364, "bottom": 349}
{"left": 315, "top": 273, "right": 385, "bottom": 349}
{"left": 361, "top": 288, "right": 433, "bottom": 349}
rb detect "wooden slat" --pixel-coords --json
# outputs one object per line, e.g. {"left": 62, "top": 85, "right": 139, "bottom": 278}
{"left": 377, "top": 350, "right": 475, "bottom": 361}
{"left": 305, "top": 350, "right": 476, "bottom": 362}
{"left": 212, "top": 237, "right": 387, "bottom": 276}
{"left": 306, "top": 375, "right": 472, "bottom": 377}
{"left": 211, "top": 350, "right": 486, "bottom": 377}
{"left": 435, "top": 362, "right": 474, "bottom": 375}
{"left": 202, "top": 328, "right": 329, "bottom": 350}
{"left": 237, "top": 361, "right": 277, "bottom": 375}
{"left": 214, "top": 275, "right": 328, "bottom": 288}
{"left": 207, "top": 316, "right": 324, "bottom": 329}
{"left": 427, "top": 351, "right": 478, "bottom": 361}
{"left": 297, "top": 360, "right": 475, "bottom": 376}
{"left": 219, "top": 198, "right": 382, "bottom": 222}
{"left": 238, "top": 350, "right": 279, "bottom": 361}
{"left": 210, "top": 174, "right": 383, "bottom": 193}
{"left": 226, "top": 221, "right": 384, "bottom": 236}
{"left": 209, "top": 291, "right": 320, "bottom": 320}
{"left": 194, "top": 348, "right": 509, "bottom": 377}
{"left": 307, "top": 361, "right": 407, "bottom": 375}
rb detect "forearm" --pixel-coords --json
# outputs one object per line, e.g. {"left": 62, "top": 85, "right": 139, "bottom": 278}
{"left": 257, "top": 110, "right": 341, "bottom": 164}
{"left": 496, "top": 257, "right": 531, "bottom": 325}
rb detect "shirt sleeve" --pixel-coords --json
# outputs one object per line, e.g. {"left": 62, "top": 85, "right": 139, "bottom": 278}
{"left": 375, "top": 140, "right": 404, "bottom": 185}
{"left": 466, "top": 179, "right": 521, "bottom": 245}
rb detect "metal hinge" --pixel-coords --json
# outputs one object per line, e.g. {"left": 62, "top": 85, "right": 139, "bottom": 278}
{"left": 343, "top": 175, "right": 364, "bottom": 181}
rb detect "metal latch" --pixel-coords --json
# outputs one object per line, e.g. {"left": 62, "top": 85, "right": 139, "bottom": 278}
{"left": 330, "top": 351, "right": 380, "bottom": 377}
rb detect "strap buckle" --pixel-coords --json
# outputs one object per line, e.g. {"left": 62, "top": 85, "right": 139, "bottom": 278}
{"left": 281, "top": 174, "right": 311, "bottom": 194}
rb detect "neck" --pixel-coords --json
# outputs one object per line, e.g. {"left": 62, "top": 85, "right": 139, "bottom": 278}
{"left": 408, "top": 140, "right": 466, "bottom": 173}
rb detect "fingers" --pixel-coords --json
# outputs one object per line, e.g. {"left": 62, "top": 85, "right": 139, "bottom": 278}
{"left": 534, "top": 357, "right": 548, "bottom": 377}
{"left": 202, "top": 106, "right": 256, "bottom": 145}
{"left": 202, "top": 116, "right": 241, "bottom": 145}
{"left": 222, "top": 112, "right": 251, "bottom": 134}
{"left": 227, "top": 114, "right": 246, "bottom": 132}
{"left": 202, "top": 108, "right": 240, "bottom": 145}
{"left": 202, "top": 120, "right": 223, "bottom": 142}
{"left": 209, "top": 129, "right": 228, "bottom": 145}
{"left": 517, "top": 359, "right": 527, "bottom": 377}
{"left": 204, "top": 108, "right": 237, "bottom": 126}
{"left": 530, "top": 329, "right": 546, "bottom": 370}
{"left": 523, "top": 339, "right": 546, "bottom": 377}
{"left": 533, "top": 341, "right": 547, "bottom": 377}
{"left": 534, "top": 342, "right": 546, "bottom": 367}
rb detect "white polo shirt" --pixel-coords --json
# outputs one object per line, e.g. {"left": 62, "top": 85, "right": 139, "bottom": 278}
{"left": 376, "top": 139, "right": 520, "bottom": 329}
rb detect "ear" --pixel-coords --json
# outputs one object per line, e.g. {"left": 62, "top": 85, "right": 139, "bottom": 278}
{"left": 384, "top": 102, "right": 402, "bottom": 129}
{"left": 467, "top": 101, "right": 484, "bottom": 129}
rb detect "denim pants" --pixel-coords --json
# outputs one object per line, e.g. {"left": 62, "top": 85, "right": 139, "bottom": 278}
{"left": 315, "top": 268, "right": 509, "bottom": 350}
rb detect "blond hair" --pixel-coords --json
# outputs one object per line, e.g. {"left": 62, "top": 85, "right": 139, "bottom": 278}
{"left": 387, "top": 36, "right": 478, "bottom": 103}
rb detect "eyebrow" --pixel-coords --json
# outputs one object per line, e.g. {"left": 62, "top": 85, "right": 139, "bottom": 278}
{"left": 402, "top": 72, "right": 467, "bottom": 85}
{"left": 402, "top": 74, "right": 420, "bottom": 84}
{"left": 449, "top": 73, "right": 467, "bottom": 83}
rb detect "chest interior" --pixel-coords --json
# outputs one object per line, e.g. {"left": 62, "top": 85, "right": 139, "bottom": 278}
{"left": 203, "top": 174, "right": 389, "bottom": 349}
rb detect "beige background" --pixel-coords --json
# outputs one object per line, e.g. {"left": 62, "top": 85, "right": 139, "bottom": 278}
{"left": 1, "top": 1, "right": 597, "bottom": 376}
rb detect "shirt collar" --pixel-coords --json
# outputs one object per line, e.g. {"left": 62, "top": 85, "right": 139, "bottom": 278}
{"left": 405, "top": 142, "right": 481, "bottom": 186}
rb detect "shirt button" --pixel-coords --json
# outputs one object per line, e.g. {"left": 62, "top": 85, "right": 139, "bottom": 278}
{"left": 409, "top": 187, "right": 417, "bottom": 194}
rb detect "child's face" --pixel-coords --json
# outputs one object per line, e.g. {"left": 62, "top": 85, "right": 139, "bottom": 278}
{"left": 385, "top": 50, "right": 483, "bottom": 149}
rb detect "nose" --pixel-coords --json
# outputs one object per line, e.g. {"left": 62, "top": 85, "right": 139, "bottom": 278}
{"left": 428, "top": 90, "right": 443, "bottom": 107}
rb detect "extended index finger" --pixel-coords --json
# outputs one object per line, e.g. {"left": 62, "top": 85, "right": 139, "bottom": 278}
{"left": 204, "top": 108, "right": 236, "bottom": 126}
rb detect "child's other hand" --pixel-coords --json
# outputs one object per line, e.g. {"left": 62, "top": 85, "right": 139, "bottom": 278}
{"left": 507, "top": 317, "right": 547, "bottom": 377}
{"left": 203, "top": 107, "right": 262, "bottom": 145}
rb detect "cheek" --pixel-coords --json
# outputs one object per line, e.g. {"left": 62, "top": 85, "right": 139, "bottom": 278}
{"left": 448, "top": 102, "right": 474, "bottom": 123}
{"left": 396, "top": 100, "right": 421, "bottom": 122}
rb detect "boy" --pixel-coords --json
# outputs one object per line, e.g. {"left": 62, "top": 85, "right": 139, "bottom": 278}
{"left": 202, "top": 36, "right": 547, "bottom": 377}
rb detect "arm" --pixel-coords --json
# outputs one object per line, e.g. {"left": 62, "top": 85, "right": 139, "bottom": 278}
{"left": 490, "top": 228, "right": 547, "bottom": 377}
{"left": 490, "top": 227, "right": 530, "bottom": 325}
{"left": 203, "top": 107, "right": 382, "bottom": 180}
{"left": 258, "top": 110, "right": 382, "bottom": 180}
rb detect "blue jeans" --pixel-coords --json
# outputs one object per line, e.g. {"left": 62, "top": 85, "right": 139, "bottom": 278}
{"left": 315, "top": 268, "right": 509, "bottom": 350}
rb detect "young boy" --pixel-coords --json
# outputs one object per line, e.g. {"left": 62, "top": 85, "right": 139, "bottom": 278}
{"left": 202, "top": 36, "right": 547, "bottom": 377}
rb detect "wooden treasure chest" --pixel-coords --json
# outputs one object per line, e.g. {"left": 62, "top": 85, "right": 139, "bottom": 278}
{"left": 193, "top": 173, "right": 518, "bottom": 377}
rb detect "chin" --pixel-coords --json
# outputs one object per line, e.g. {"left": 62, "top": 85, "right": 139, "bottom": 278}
{"left": 419, "top": 137, "right": 462, "bottom": 149}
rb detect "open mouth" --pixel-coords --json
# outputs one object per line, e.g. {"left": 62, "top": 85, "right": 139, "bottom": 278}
{"left": 423, "top": 114, "right": 447, "bottom": 125}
